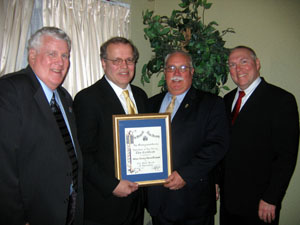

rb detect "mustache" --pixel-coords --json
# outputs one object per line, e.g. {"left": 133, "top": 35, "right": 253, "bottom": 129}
{"left": 170, "top": 76, "right": 184, "bottom": 81}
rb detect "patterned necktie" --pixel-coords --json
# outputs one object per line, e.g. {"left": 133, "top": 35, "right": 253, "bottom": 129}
{"left": 231, "top": 91, "right": 245, "bottom": 124}
{"left": 123, "top": 90, "right": 137, "bottom": 114}
{"left": 50, "top": 93, "right": 78, "bottom": 225}
{"left": 165, "top": 95, "right": 176, "bottom": 114}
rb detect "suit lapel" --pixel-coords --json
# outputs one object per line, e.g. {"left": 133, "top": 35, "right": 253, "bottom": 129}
{"left": 172, "top": 87, "right": 198, "bottom": 123}
{"left": 99, "top": 78, "right": 126, "bottom": 114}
{"left": 233, "top": 78, "right": 268, "bottom": 123}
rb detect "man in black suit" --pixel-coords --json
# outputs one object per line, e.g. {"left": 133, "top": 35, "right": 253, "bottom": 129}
{"left": 146, "top": 50, "right": 229, "bottom": 225}
{"left": 220, "top": 46, "right": 299, "bottom": 225}
{"left": 0, "top": 27, "right": 83, "bottom": 225}
{"left": 73, "top": 37, "right": 147, "bottom": 225}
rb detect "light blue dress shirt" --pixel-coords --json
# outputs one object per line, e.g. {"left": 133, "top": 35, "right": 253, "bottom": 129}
{"left": 159, "top": 88, "right": 189, "bottom": 121}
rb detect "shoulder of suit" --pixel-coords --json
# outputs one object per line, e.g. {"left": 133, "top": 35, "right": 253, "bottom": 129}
{"left": 188, "top": 87, "right": 222, "bottom": 102}
{"left": 131, "top": 84, "right": 148, "bottom": 98}
{"left": 74, "top": 78, "right": 107, "bottom": 99}
{"left": 256, "top": 78, "right": 296, "bottom": 100}
{"left": 0, "top": 66, "right": 38, "bottom": 91}
{"left": 149, "top": 91, "right": 166, "bottom": 101}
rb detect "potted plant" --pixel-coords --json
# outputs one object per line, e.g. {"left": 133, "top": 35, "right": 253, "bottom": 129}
{"left": 141, "top": 0, "right": 234, "bottom": 94}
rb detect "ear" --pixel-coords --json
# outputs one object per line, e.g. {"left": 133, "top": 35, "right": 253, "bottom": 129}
{"left": 255, "top": 58, "right": 261, "bottom": 71}
{"left": 190, "top": 67, "right": 195, "bottom": 76}
{"left": 101, "top": 58, "right": 107, "bottom": 71}
{"left": 28, "top": 49, "right": 37, "bottom": 66}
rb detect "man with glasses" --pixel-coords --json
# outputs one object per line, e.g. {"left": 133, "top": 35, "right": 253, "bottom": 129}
{"left": 146, "top": 50, "right": 229, "bottom": 225}
{"left": 73, "top": 37, "right": 147, "bottom": 225}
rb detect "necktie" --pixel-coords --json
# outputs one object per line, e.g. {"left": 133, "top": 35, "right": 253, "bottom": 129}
{"left": 50, "top": 93, "right": 78, "bottom": 225}
{"left": 231, "top": 91, "right": 245, "bottom": 124}
{"left": 165, "top": 95, "right": 176, "bottom": 114}
{"left": 123, "top": 90, "right": 137, "bottom": 114}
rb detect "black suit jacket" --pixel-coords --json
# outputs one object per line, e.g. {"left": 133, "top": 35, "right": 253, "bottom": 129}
{"left": 0, "top": 66, "right": 84, "bottom": 225}
{"left": 147, "top": 87, "right": 229, "bottom": 221}
{"left": 73, "top": 77, "right": 148, "bottom": 224}
{"left": 222, "top": 78, "right": 299, "bottom": 217}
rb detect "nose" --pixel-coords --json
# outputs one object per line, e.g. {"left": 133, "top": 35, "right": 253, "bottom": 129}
{"left": 174, "top": 67, "right": 181, "bottom": 75}
{"left": 119, "top": 59, "right": 128, "bottom": 69}
{"left": 56, "top": 56, "right": 64, "bottom": 66}
{"left": 236, "top": 64, "right": 241, "bottom": 72}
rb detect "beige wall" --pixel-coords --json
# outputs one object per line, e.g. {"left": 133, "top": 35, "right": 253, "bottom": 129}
{"left": 129, "top": 0, "right": 300, "bottom": 224}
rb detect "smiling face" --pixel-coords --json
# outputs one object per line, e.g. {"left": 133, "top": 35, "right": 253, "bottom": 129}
{"left": 165, "top": 52, "right": 194, "bottom": 95}
{"left": 29, "top": 35, "right": 70, "bottom": 90}
{"left": 101, "top": 43, "right": 135, "bottom": 89}
{"left": 228, "top": 48, "right": 261, "bottom": 90}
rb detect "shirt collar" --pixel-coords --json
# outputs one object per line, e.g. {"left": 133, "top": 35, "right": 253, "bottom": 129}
{"left": 34, "top": 74, "right": 56, "bottom": 104}
{"left": 238, "top": 77, "right": 261, "bottom": 95}
{"left": 105, "top": 75, "right": 132, "bottom": 97}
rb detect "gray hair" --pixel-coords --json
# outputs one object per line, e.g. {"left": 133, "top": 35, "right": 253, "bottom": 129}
{"left": 230, "top": 45, "right": 257, "bottom": 60}
{"left": 28, "top": 27, "right": 71, "bottom": 52}
{"left": 164, "top": 50, "right": 193, "bottom": 67}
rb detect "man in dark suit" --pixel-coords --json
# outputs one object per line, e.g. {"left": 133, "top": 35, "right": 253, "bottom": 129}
{"left": 0, "top": 27, "right": 83, "bottom": 225}
{"left": 146, "top": 50, "right": 229, "bottom": 225}
{"left": 220, "top": 46, "right": 299, "bottom": 225}
{"left": 73, "top": 37, "right": 147, "bottom": 225}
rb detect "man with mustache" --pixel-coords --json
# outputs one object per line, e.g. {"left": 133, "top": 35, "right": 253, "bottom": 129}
{"left": 219, "top": 46, "right": 299, "bottom": 225}
{"left": 146, "top": 50, "right": 229, "bottom": 225}
{"left": 73, "top": 37, "right": 147, "bottom": 225}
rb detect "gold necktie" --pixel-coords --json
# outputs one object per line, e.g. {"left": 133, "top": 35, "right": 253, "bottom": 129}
{"left": 123, "top": 90, "right": 137, "bottom": 114}
{"left": 165, "top": 95, "right": 176, "bottom": 114}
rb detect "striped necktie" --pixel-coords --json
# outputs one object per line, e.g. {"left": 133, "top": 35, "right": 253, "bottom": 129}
{"left": 50, "top": 93, "right": 78, "bottom": 224}
{"left": 50, "top": 93, "right": 78, "bottom": 191}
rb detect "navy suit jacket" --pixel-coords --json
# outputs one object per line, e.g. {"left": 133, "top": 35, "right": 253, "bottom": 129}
{"left": 147, "top": 87, "right": 229, "bottom": 220}
{"left": 0, "top": 66, "right": 84, "bottom": 225}
{"left": 73, "top": 77, "right": 148, "bottom": 224}
{"left": 222, "top": 78, "right": 299, "bottom": 217}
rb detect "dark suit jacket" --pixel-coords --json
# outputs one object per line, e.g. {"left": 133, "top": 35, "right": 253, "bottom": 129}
{"left": 222, "top": 78, "right": 299, "bottom": 217}
{"left": 147, "top": 87, "right": 229, "bottom": 221}
{"left": 73, "top": 77, "right": 148, "bottom": 224}
{"left": 0, "top": 66, "right": 84, "bottom": 225}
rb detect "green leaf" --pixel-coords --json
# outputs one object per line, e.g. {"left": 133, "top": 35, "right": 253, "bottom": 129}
{"left": 159, "top": 28, "right": 170, "bottom": 35}
{"left": 204, "top": 2, "right": 212, "bottom": 9}
{"left": 158, "top": 76, "right": 166, "bottom": 87}
{"left": 222, "top": 85, "right": 230, "bottom": 91}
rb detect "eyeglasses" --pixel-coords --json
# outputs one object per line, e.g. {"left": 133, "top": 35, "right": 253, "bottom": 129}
{"left": 104, "top": 58, "right": 135, "bottom": 66}
{"left": 165, "top": 65, "right": 191, "bottom": 73}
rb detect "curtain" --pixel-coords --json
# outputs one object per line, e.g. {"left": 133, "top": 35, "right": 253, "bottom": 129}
{"left": 0, "top": 0, "right": 34, "bottom": 75}
{"left": 43, "top": 0, "right": 131, "bottom": 96}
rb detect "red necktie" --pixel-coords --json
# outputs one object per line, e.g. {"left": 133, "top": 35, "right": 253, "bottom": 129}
{"left": 231, "top": 91, "right": 245, "bottom": 124}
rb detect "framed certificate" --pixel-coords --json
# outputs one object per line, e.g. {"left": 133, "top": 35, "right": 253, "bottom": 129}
{"left": 113, "top": 113, "right": 172, "bottom": 186}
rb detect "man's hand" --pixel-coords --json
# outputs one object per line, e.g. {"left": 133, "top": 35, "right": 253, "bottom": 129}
{"left": 164, "top": 171, "right": 186, "bottom": 190}
{"left": 258, "top": 199, "right": 276, "bottom": 223}
{"left": 112, "top": 180, "right": 139, "bottom": 197}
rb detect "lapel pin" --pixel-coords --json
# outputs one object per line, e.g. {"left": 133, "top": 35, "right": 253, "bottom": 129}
{"left": 185, "top": 104, "right": 189, "bottom": 108}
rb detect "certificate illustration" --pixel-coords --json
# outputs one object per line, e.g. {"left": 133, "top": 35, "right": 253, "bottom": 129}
{"left": 113, "top": 113, "right": 172, "bottom": 186}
